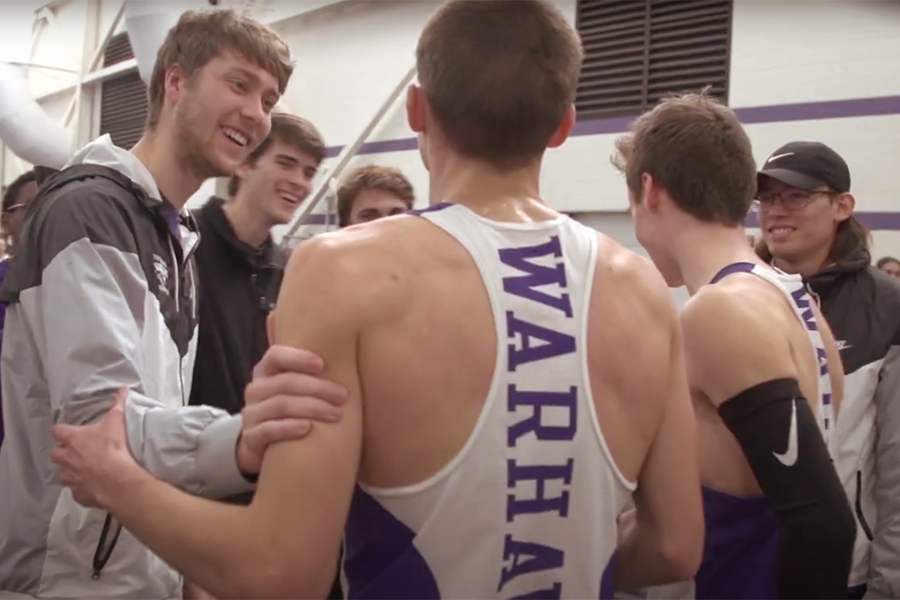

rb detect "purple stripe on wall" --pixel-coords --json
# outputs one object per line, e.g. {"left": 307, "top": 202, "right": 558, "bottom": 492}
{"left": 302, "top": 210, "right": 900, "bottom": 230}
{"left": 324, "top": 137, "right": 419, "bottom": 159}
{"left": 307, "top": 95, "right": 900, "bottom": 230}
{"left": 298, "top": 213, "right": 332, "bottom": 225}
{"left": 746, "top": 211, "right": 900, "bottom": 231}
{"left": 734, "top": 95, "right": 900, "bottom": 125}
{"left": 322, "top": 95, "right": 900, "bottom": 158}
{"left": 571, "top": 116, "right": 636, "bottom": 137}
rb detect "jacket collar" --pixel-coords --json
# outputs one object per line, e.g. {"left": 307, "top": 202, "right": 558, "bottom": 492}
{"left": 796, "top": 248, "right": 870, "bottom": 297}
{"left": 36, "top": 164, "right": 198, "bottom": 238}
{"left": 198, "top": 197, "right": 283, "bottom": 269}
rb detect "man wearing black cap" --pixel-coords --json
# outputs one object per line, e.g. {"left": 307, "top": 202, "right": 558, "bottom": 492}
{"left": 756, "top": 141, "right": 900, "bottom": 600}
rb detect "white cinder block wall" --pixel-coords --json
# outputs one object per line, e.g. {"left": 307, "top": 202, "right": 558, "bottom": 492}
{"left": 271, "top": 0, "right": 900, "bottom": 270}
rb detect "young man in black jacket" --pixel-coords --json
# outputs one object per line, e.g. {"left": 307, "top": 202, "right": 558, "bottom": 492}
{"left": 189, "top": 112, "right": 337, "bottom": 599}
{"left": 190, "top": 112, "right": 325, "bottom": 418}
{"left": 756, "top": 141, "right": 900, "bottom": 599}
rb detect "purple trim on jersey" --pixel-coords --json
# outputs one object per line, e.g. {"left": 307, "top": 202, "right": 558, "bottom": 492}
{"left": 709, "top": 261, "right": 756, "bottom": 285}
{"left": 695, "top": 486, "right": 780, "bottom": 600}
{"left": 709, "top": 261, "right": 834, "bottom": 430}
{"left": 599, "top": 552, "right": 617, "bottom": 600}
{"left": 701, "top": 262, "right": 782, "bottom": 598}
{"left": 407, "top": 202, "right": 454, "bottom": 216}
{"left": 343, "top": 486, "right": 441, "bottom": 599}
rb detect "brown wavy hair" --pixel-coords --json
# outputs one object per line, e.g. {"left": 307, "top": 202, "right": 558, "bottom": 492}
{"left": 612, "top": 91, "right": 757, "bottom": 227}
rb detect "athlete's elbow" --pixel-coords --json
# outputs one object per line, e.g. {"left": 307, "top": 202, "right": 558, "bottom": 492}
{"left": 657, "top": 515, "right": 704, "bottom": 582}
{"left": 659, "top": 533, "right": 703, "bottom": 582}
{"left": 265, "top": 558, "right": 336, "bottom": 600}
{"left": 219, "top": 556, "right": 333, "bottom": 600}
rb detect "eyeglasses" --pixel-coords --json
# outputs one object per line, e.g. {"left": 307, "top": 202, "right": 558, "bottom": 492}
{"left": 4, "top": 202, "right": 27, "bottom": 214}
{"left": 751, "top": 189, "right": 836, "bottom": 213}
{"left": 752, "top": 189, "right": 836, "bottom": 212}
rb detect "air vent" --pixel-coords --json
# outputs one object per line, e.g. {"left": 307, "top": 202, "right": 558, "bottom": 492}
{"left": 575, "top": 0, "right": 733, "bottom": 120}
{"left": 100, "top": 33, "right": 148, "bottom": 150}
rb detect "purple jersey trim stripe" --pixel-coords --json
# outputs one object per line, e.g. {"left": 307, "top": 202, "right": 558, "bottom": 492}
{"left": 343, "top": 486, "right": 441, "bottom": 599}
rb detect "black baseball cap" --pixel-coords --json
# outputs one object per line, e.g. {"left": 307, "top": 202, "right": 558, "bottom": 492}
{"left": 758, "top": 141, "right": 851, "bottom": 193}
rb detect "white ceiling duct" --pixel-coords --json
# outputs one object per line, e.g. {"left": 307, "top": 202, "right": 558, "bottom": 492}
{"left": 0, "top": 4, "right": 71, "bottom": 169}
{"left": 0, "top": 63, "right": 73, "bottom": 169}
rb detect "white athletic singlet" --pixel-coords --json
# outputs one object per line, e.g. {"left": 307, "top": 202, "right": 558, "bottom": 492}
{"left": 691, "top": 262, "right": 837, "bottom": 600}
{"left": 340, "top": 202, "right": 635, "bottom": 600}
{"left": 709, "top": 262, "right": 835, "bottom": 441}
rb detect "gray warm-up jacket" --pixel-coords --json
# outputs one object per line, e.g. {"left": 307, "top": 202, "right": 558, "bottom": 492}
{"left": 0, "top": 135, "right": 253, "bottom": 599}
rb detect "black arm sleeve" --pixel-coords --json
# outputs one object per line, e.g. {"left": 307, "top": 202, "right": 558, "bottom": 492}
{"left": 719, "top": 378, "right": 856, "bottom": 600}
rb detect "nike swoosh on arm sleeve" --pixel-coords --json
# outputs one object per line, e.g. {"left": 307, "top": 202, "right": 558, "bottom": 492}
{"left": 772, "top": 399, "right": 799, "bottom": 466}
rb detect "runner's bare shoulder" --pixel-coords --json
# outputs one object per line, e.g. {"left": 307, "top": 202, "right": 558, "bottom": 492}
{"left": 590, "top": 235, "right": 681, "bottom": 398}
{"left": 681, "top": 280, "right": 797, "bottom": 407}
{"left": 593, "top": 234, "right": 679, "bottom": 331}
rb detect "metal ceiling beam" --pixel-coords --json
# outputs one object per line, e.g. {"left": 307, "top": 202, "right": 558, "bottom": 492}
{"left": 63, "top": 1, "right": 126, "bottom": 127}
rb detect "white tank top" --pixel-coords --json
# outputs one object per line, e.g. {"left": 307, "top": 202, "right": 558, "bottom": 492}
{"left": 340, "top": 203, "right": 635, "bottom": 600}
{"left": 709, "top": 262, "right": 835, "bottom": 442}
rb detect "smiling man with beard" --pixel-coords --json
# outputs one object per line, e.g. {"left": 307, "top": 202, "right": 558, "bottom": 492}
{"left": 189, "top": 113, "right": 325, "bottom": 422}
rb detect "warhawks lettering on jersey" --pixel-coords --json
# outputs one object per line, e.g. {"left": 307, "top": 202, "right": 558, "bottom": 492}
{"left": 497, "top": 235, "right": 577, "bottom": 599}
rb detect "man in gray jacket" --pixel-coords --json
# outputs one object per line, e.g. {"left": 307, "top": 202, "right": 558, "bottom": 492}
{"left": 0, "top": 9, "right": 345, "bottom": 600}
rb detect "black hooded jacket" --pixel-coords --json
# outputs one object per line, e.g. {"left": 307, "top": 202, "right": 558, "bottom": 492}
{"left": 803, "top": 250, "right": 900, "bottom": 386}
{"left": 189, "top": 197, "right": 288, "bottom": 416}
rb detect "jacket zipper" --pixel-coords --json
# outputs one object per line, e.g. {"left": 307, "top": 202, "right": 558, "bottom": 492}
{"left": 190, "top": 261, "right": 197, "bottom": 320}
{"left": 166, "top": 235, "right": 187, "bottom": 406}
{"left": 856, "top": 470, "right": 874, "bottom": 541}
{"left": 90, "top": 233, "right": 182, "bottom": 576}
{"left": 168, "top": 236, "right": 180, "bottom": 313}
{"left": 91, "top": 513, "right": 122, "bottom": 580}
{"left": 90, "top": 205, "right": 197, "bottom": 579}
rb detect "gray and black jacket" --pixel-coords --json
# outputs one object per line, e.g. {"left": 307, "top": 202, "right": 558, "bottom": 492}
{"left": 800, "top": 250, "right": 900, "bottom": 598}
{"left": 0, "top": 135, "right": 253, "bottom": 599}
